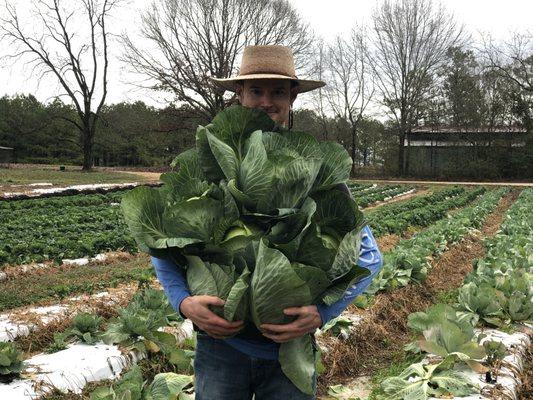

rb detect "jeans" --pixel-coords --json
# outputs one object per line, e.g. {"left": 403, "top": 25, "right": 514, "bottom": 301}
{"left": 194, "top": 334, "right": 316, "bottom": 400}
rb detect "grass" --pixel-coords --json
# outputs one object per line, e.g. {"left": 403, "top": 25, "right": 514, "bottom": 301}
{"left": 0, "top": 255, "right": 153, "bottom": 311}
{"left": 0, "top": 165, "right": 152, "bottom": 186}
{"left": 434, "top": 287, "right": 460, "bottom": 306}
{"left": 367, "top": 351, "right": 424, "bottom": 399}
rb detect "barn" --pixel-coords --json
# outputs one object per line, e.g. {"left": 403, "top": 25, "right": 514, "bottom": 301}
{"left": 404, "top": 126, "right": 530, "bottom": 178}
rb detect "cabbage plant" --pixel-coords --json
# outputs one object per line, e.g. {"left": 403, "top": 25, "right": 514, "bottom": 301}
{"left": 0, "top": 341, "right": 25, "bottom": 377}
{"left": 121, "top": 105, "right": 370, "bottom": 394}
{"left": 90, "top": 365, "right": 193, "bottom": 400}
{"left": 379, "top": 360, "right": 478, "bottom": 400}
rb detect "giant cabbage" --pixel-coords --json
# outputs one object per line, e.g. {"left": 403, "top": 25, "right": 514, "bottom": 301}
{"left": 121, "top": 105, "right": 369, "bottom": 394}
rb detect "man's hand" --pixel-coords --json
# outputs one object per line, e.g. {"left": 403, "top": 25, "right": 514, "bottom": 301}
{"left": 180, "top": 295, "right": 244, "bottom": 339}
{"left": 260, "top": 305, "right": 322, "bottom": 343}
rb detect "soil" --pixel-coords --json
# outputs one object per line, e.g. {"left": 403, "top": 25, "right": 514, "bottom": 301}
{"left": 376, "top": 234, "right": 401, "bottom": 253}
{"left": 112, "top": 170, "right": 161, "bottom": 181}
{"left": 317, "top": 189, "right": 521, "bottom": 395}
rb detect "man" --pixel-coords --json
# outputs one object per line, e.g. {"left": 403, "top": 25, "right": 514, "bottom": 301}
{"left": 152, "top": 45, "right": 383, "bottom": 399}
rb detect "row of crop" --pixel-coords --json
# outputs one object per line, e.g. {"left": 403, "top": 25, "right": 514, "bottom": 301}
{"left": 367, "top": 186, "right": 464, "bottom": 218}
{"left": 354, "top": 185, "right": 415, "bottom": 208}
{"left": 366, "top": 187, "right": 506, "bottom": 295}
{"left": 0, "top": 286, "right": 196, "bottom": 399}
{"left": 349, "top": 184, "right": 400, "bottom": 197}
{"left": 0, "top": 192, "right": 137, "bottom": 267}
{"left": 372, "top": 189, "right": 531, "bottom": 399}
{"left": 0, "top": 186, "right": 473, "bottom": 268}
{"left": 367, "top": 186, "right": 484, "bottom": 237}
{"left": 0, "top": 191, "right": 125, "bottom": 212}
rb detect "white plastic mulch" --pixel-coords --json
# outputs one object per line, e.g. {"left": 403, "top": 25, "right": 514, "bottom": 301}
{"left": 0, "top": 320, "right": 194, "bottom": 399}
{"left": 2, "top": 182, "right": 141, "bottom": 198}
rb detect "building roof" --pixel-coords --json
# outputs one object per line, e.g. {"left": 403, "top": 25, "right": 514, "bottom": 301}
{"left": 411, "top": 126, "right": 527, "bottom": 134}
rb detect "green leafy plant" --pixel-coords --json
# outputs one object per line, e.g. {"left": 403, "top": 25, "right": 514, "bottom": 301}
{"left": 327, "top": 383, "right": 362, "bottom": 399}
{"left": 457, "top": 282, "right": 505, "bottom": 327}
{"left": 69, "top": 313, "right": 103, "bottom": 344}
{"left": 90, "top": 365, "right": 194, "bottom": 400}
{"left": 482, "top": 340, "right": 507, "bottom": 368}
{"left": 320, "top": 316, "right": 353, "bottom": 338}
{"left": 102, "top": 306, "right": 172, "bottom": 353}
{"left": 47, "top": 313, "right": 103, "bottom": 352}
{"left": 101, "top": 288, "right": 185, "bottom": 359}
{"left": 416, "top": 322, "right": 487, "bottom": 372}
{"left": 0, "top": 341, "right": 25, "bottom": 377}
{"left": 130, "top": 288, "right": 181, "bottom": 324}
{"left": 379, "top": 360, "right": 478, "bottom": 400}
{"left": 407, "top": 304, "right": 486, "bottom": 372}
{"left": 121, "top": 105, "right": 372, "bottom": 395}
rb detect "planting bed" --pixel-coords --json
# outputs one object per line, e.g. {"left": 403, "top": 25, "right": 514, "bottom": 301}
{"left": 0, "top": 191, "right": 138, "bottom": 267}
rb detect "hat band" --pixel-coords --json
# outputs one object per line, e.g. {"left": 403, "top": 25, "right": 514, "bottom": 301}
{"left": 237, "top": 70, "right": 298, "bottom": 79}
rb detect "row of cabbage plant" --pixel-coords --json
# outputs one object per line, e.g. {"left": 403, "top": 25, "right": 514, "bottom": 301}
{"left": 375, "top": 188, "right": 531, "bottom": 399}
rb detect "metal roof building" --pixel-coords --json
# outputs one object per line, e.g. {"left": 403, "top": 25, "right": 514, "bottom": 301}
{"left": 403, "top": 126, "right": 530, "bottom": 178}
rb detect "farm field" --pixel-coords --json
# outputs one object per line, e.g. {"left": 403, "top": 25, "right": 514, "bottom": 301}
{"left": 0, "top": 164, "right": 156, "bottom": 189}
{"left": 0, "top": 177, "right": 531, "bottom": 400}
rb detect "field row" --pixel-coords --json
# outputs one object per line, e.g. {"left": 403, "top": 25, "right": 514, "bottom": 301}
{"left": 0, "top": 185, "right": 474, "bottom": 269}
{"left": 367, "top": 188, "right": 532, "bottom": 399}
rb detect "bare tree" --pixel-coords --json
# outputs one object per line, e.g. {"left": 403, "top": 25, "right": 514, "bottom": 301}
{"left": 121, "top": 0, "right": 314, "bottom": 121}
{"left": 326, "top": 29, "right": 374, "bottom": 175}
{"left": 369, "top": 0, "right": 464, "bottom": 175}
{"left": 482, "top": 32, "right": 533, "bottom": 93}
{"left": 1, "top": 0, "right": 120, "bottom": 170}
{"left": 308, "top": 39, "right": 331, "bottom": 141}
{"left": 482, "top": 32, "right": 532, "bottom": 131}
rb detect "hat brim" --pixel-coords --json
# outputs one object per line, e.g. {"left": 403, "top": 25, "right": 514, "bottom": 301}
{"left": 210, "top": 74, "right": 326, "bottom": 94}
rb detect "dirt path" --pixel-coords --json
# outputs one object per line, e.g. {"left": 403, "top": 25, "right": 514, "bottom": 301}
{"left": 355, "top": 178, "right": 532, "bottom": 187}
{"left": 376, "top": 234, "right": 401, "bottom": 253}
{"left": 317, "top": 189, "right": 520, "bottom": 395}
{"left": 114, "top": 170, "right": 161, "bottom": 181}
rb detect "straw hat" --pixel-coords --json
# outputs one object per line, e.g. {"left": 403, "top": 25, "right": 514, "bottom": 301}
{"left": 210, "top": 45, "right": 326, "bottom": 94}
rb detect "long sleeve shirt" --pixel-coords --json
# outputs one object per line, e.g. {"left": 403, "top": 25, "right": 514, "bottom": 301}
{"left": 151, "top": 223, "right": 382, "bottom": 360}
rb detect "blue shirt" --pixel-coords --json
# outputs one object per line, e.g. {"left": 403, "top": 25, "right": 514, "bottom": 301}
{"left": 151, "top": 224, "right": 383, "bottom": 360}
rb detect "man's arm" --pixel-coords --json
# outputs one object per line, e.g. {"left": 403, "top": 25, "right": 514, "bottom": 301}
{"left": 151, "top": 256, "right": 191, "bottom": 317}
{"left": 150, "top": 256, "right": 244, "bottom": 338}
{"left": 315, "top": 224, "right": 383, "bottom": 326}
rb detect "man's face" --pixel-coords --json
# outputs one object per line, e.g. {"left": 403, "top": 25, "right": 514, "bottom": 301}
{"left": 236, "top": 79, "right": 297, "bottom": 125}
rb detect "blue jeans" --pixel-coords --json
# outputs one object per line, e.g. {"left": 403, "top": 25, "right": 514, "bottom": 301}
{"left": 194, "top": 334, "right": 316, "bottom": 400}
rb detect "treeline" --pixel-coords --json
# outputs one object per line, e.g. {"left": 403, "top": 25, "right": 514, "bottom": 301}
{"left": 423, "top": 47, "right": 532, "bottom": 129}
{"left": 0, "top": 94, "right": 394, "bottom": 171}
{"left": 0, "top": 95, "right": 200, "bottom": 167}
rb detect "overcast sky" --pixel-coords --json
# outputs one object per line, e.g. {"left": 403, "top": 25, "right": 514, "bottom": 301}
{"left": 0, "top": 0, "right": 531, "bottom": 109}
